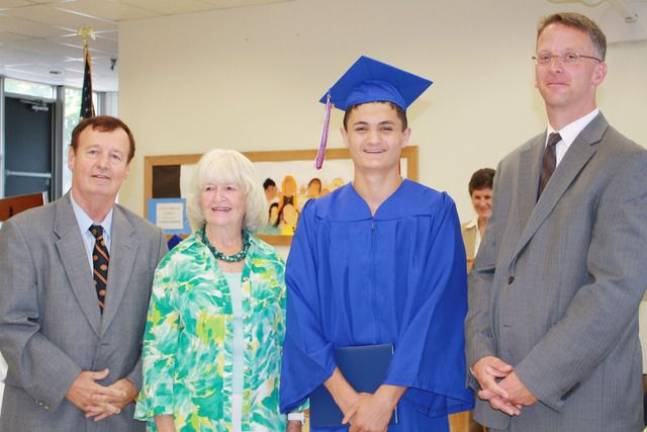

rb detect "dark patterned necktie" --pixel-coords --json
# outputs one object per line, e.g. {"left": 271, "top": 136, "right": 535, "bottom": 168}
{"left": 89, "top": 225, "right": 109, "bottom": 312}
{"left": 537, "top": 132, "right": 562, "bottom": 200}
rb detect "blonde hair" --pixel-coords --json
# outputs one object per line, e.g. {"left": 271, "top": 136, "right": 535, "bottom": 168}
{"left": 187, "top": 149, "right": 267, "bottom": 232}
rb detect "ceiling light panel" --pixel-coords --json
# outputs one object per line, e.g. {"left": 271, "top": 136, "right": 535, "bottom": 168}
{"left": 58, "top": 0, "right": 156, "bottom": 21}
{"left": 119, "top": 0, "right": 217, "bottom": 16}
{"left": 7, "top": 3, "right": 116, "bottom": 30}
{"left": 0, "top": 0, "right": 32, "bottom": 8}
{"left": 0, "top": 14, "right": 68, "bottom": 37}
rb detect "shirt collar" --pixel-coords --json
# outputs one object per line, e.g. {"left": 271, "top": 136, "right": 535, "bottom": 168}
{"left": 69, "top": 194, "right": 114, "bottom": 239}
{"left": 464, "top": 218, "right": 478, "bottom": 229}
{"left": 547, "top": 108, "right": 599, "bottom": 147}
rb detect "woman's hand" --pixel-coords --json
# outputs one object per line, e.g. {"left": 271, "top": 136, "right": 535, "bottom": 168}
{"left": 286, "top": 419, "right": 303, "bottom": 432}
{"left": 154, "top": 414, "right": 176, "bottom": 432}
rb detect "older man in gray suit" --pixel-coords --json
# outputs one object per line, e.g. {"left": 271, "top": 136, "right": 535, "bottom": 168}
{"left": 466, "top": 12, "right": 647, "bottom": 432}
{"left": 0, "top": 116, "right": 167, "bottom": 431}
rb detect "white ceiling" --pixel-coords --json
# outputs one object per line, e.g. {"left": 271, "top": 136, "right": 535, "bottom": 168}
{"left": 0, "top": 0, "right": 293, "bottom": 91}
{"left": 0, "top": 0, "right": 645, "bottom": 93}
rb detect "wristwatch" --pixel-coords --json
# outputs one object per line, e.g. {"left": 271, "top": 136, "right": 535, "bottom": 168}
{"left": 287, "top": 412, "right": 305, "bottom": 423}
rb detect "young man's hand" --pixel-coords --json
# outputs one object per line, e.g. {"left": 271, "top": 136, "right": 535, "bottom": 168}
{"left": 343, "top": 385, "right": 405, "bottom": 432}
{"left": 286, "top": 419, "right": 302, "bottom": 432}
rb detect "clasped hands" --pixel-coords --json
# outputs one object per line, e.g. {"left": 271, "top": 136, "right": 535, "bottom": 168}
{"left": 65, "top": 368, "right": 138, "bottom": 421}
{"left": 471, "top": 356, "right": 537, "bottom": 416}
{"left": 340, "top": 385, "right": 401, "bottom": 432}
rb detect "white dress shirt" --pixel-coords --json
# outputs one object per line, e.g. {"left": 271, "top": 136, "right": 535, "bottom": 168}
{"left": 69, "top": 195, "right": 113, "bottom": 275}
{"left": 546, "top": 108, "right": 599, "bottom": 167}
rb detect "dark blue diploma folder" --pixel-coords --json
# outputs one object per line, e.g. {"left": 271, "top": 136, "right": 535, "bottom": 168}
{"left": 310, "top": 343, "right": 399, "bottom": 428}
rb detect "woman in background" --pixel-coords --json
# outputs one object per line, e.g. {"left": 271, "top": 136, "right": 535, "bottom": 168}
{"left": 135, "top": 149, "right": 301, "bottom": 432}
{"left": 461, "top": 168, "right": 495, "bottom": 272}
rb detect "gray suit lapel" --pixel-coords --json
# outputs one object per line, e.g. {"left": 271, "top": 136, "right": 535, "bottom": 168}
{"left": 54, "top": 196, "right": 101, "bottom": 335}
{"left": 101, "top": 206, "right": 137, "bottom": 335}
{"left": 511, "top": 113, "right": 608, "bottom": 262}
{"left": 515, "top": 137, "right": 544, "bottom": 236}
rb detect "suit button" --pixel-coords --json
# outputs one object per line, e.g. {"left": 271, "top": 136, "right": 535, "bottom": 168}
{"left": 508, "top": 276, "right": 515, "bottom": 284}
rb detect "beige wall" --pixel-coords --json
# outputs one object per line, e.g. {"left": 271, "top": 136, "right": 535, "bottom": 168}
{"left": 118, "top": 0, "right": 647, "bottom": 222}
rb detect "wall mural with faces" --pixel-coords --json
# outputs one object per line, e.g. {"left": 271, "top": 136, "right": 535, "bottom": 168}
{"left": 146, "top": 147, "right": 417, "bottom": 246}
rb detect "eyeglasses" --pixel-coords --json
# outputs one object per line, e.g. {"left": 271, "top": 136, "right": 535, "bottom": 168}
{"left": 532, "top": 51, "right": 603, "bottom": 65}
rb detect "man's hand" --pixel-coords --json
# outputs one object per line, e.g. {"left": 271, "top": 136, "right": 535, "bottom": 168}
{"left": 341, "top": 392, "right": 389, "bottom": 432}
{"left": 472, "top": 356, "right": 513, "bottom": 399}
{"left": 85, "top": 378, "right": 139, "bottom": 421}
{"left": 342, "top": 385, "right": 403, "bottom": 432}
{"left": 472, "top": 356, "right": 521, "bottom": 416}
{"left": 324, "top": 367, "right": 360, "bottom": 418}
{"left": 65, "top": 369, "right": 125, "bottom": 413}
{"left": 286, "top": 419, "right": 303, "bottom": 432}
{"left": 499, "top": 371, "right": 537, "bottom": 407}
{"left": 325, "top": 369, "right": 404, "bottom": 431}
{"left": 482, "top": 394, "right": 522, "bottom": 416}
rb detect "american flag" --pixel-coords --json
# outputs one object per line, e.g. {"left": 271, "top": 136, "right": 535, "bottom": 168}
{"left": 80, "top": 43, "right": 95, "bottom": 119}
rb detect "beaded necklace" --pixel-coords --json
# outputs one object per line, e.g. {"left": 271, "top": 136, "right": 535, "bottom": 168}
{"left": 202, "top": 227, "right": 251, "bottom": 263}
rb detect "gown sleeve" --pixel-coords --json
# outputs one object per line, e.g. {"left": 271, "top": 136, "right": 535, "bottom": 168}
{"left": 383, "top": 193, "right": 474, "bottom": 416}
{"left": 279, "top": 200, "right": 336, "bottom": 413}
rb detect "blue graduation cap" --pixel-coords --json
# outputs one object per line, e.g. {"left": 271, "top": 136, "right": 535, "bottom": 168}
{"left": 321, "top": 55, "right": 433, "bottom": 111}
{"left": 315, "top": 56, "right": 432, "bottom": 168}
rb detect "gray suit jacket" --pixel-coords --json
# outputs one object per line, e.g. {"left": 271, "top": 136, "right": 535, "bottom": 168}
{"left": 0, "top": 195, "right": 167, "bottom": 432}
{"left": 466, "top": 113, "right": 647, "bottom": 432}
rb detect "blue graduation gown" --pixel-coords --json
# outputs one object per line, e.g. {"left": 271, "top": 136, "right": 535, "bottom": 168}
{"left": 280, "top": 180, "right": 474, "bottom": 431}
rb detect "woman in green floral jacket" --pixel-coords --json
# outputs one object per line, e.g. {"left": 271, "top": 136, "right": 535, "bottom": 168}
{"left": 135, "top": 149, "right": 301, "bottom": 432}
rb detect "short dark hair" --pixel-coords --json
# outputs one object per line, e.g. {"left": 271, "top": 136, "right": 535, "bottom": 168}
{"left": 468, "top": 168, "right": 495, "bottom": 195}
{"left": 538, "top": 12, "right": 607, "bottom": 60}
{"left": 308, "top": 177, "right": 322, "bottom": 189}
{"left": 343, "top": 101, "right": 408, "bottom": 131}
{"left": 263, "top": 178, "right": 277, "bottom": 190}
{"left": 70, "top": 115, "right": 136, "bottom": 162}
{"left": 268, "top": 202, "right": 280, "bottom": 227}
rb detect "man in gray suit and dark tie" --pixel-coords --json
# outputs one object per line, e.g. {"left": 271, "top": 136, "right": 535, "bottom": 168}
{"left": 466, "top": 12, "right": 647, "bottom": 432}
{"left": 0, "top": 116, "right": 167, "bottom": 431}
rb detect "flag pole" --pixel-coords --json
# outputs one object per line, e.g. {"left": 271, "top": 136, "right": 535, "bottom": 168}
{"left": 77, "top": 26, "right": 96, "bottom": 119}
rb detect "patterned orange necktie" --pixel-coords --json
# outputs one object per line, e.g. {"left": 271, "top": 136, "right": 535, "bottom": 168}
{"left": 89, "top": 225, "right": 109, "bottom": 312}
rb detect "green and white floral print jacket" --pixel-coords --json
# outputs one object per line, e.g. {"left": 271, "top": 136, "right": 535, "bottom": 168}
{"left": 135, "top": 230, "right": 286, "bottom": 432}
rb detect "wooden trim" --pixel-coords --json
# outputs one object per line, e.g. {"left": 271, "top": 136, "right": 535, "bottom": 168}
{"left": 0, "top": 192, "right": 45, "bottom": 222}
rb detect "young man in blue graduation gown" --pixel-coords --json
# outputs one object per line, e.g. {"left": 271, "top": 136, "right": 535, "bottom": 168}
{"left": 280, "top": 56, "right": 474, "bottom": 432}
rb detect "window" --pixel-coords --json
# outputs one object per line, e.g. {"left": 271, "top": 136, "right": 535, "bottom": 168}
{"left": 4, "top": 78, "right": 55, "bottom": 100}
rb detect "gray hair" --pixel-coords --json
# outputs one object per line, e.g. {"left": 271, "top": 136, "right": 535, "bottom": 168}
{"left": 187, "top": 149, "right": 267, "bottom": 232}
